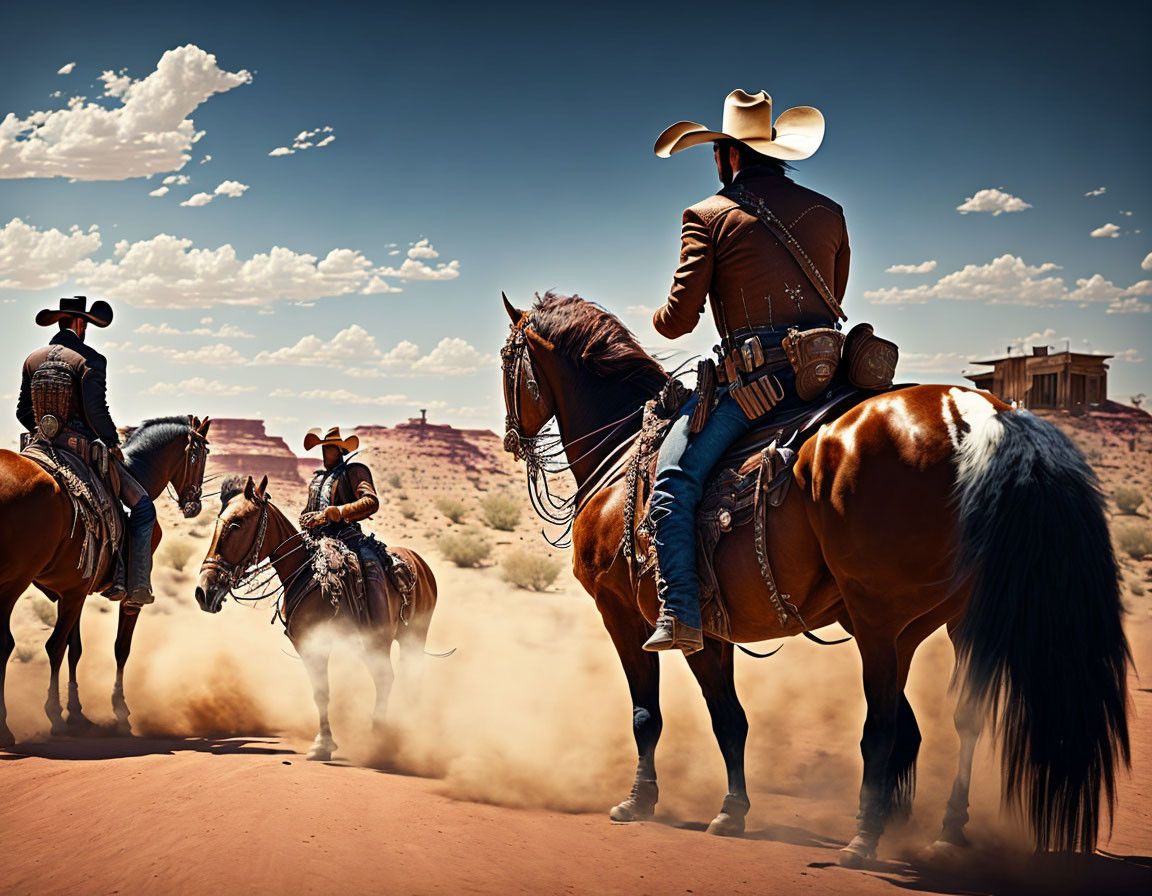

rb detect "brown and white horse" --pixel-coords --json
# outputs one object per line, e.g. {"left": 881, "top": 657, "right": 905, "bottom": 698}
{"left": 500, "top": 293, "right": 1129, "bottom": 864}
{"left": 0, "top": 415, "right": 211, "bottom": 743}
{"left": 194, "top": 475, "right": 439, "bottom": 762}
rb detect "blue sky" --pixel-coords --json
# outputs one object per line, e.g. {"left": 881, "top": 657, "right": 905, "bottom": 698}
{"left": 1, "top": 0, "right": 1149, "bottom": 449}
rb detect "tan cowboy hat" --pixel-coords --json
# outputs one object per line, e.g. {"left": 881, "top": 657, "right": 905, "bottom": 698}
{"left": 654, "top": 89, "right": 825, "bottom": 161}
{"left": 303, "top": 426, "right": 359, "bottom": 454}
{"left": 36, "top": 295, "right": 113, "bottom": 328}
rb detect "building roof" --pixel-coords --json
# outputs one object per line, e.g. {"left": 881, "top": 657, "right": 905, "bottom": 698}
{"left": 969, "top": 350, "right": 1113, "bottom": 366}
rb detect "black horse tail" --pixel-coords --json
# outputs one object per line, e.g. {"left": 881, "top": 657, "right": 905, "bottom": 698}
{"left": 952, "top": 407, "right": 1130, "bottom": 852}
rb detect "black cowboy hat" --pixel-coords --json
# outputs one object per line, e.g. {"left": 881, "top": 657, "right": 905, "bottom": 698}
{"left": 35, "top": 295, "right": 113, "bottom": 328}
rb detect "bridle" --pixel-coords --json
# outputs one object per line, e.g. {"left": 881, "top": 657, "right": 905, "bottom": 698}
{"left": 500, "top": 313, "right": 541, "bottom": 463}
{"left": 200, "top": 495, "right": 270, "bottom": 592}
{"left": 173, "top": 420, "right": 210, "bottom": 516}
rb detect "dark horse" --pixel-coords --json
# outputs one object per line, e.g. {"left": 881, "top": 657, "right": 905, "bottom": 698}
{"left": 194, "top": 475, "right": 439, "bottom": 761}
{"left": 0, "top": 415, "right": 211, "bottom": 743}
{"left": 500, "top": 293, "right": 1129, "bottom": 864}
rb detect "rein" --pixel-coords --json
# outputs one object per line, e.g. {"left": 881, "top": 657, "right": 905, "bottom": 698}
{"left": 200, "top": 497, "right": 270, "bottom": 592}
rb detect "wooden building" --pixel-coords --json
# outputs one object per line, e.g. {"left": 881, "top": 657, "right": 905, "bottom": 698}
{"left": 964, "top": 346, "right": 1110, "bottom": 410}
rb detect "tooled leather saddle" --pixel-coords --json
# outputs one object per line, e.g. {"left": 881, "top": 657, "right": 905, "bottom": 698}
{"left": 620, "top": 381, "right": 912, "bottom": 641}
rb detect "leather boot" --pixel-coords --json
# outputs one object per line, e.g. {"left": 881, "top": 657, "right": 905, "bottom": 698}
{"left": 642, "top": 615, "right": 704, "bottom": 655}
{"left": 125, "top": 528, "right": 154, "bottom": 607}
{"left": 102, "top": 555, "right": 127, "bottom": 602}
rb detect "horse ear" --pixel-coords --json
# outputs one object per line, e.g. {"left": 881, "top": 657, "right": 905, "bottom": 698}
{"left": 243, "top": 476, "right": 255, "bottom": 500}
{"left": 256, "top": 474, "right": 268, "bottom": 497}
{"left": 502, "top": 292, "right": 522, "bottom": 323}
{"left": 191, "top": 415, "right": 201, "bottom": 429}
{"left": 524, "top": 326, "right": 554, "bottom": 353}
{"left": 200, "top": 416, "right": 212, "bottom": 435}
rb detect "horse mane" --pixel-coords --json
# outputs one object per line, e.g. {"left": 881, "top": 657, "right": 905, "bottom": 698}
{"left": 528, "top": 292, "right": 667, "bottom": 392}
{"left": 219, "top": 475, "right": 246, "bottom": 513}
{"left": 122, "top": 416, "right": 191, "bottom": 457}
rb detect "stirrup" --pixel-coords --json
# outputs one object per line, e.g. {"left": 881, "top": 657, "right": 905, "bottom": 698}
{"left": 642, "top": 616, "right": 703, "bottom": 655}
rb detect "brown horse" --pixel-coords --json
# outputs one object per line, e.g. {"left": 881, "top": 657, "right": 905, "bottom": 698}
{"left": 194, "top": 475, "right": 439, "bottom": 761}
{"left": 0, "top": 415, "right": 212, "bottom": 744}
{"left": 499, "top": 293, "right": 1129, "bottom": 864}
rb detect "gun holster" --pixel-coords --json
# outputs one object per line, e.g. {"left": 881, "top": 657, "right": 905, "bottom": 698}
{"left": 843, "top": 323, "right": 899, "bottom": 390}
{"left": 782, "top": 327, "right": 845, "bottom": 401}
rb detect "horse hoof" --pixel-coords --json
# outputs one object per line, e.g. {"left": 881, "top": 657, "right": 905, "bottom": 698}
{"left": 610, "top": 799, "right": 654, "bottom": 823}
{"left": 920, "top": 840, "right": 969, "bottom": 867}
{"left": 114, "top": 721, "right": 133, "bottom": 737}
{"left": 706, "top": 812, "right": 745, "bottom": 837}
{"left": 0, "top": 728, "right": 14, "bottom": 748}
{"left": 66, "top": 712, "right": 95, "bottom": 732}
{"left": 306, "top": 748, "right": 332, "bottom": 762}
{"left": 839, "top": 836, "right": 876, "bottom": 868}
{"left": 50, "top": 720, "right": 69, "bottom": 737}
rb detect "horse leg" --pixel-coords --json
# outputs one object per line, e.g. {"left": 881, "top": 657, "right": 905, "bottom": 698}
{"left": 300, "top": 637, "right": 337, "bottom": 761}
{"left": 932, "top": 622, "right": 984, "bottom": 850}
{"left": 44, "top": 594, "right": 85, "bottom": 736}
{"left": 397, "top": 620, "right": 430, "bottom": 704}
{"left": 0, "top": 592, "right": 17, "bottom": 747}
{"left": 64, "top": 614, "right": 95, "bottom": 731}
{"left": 686, "top": 638, "right": 750, "bottom": 836}
{"left": 361, "top": 629, "right": 396, "bottom": 741}
{"left": 840, "top": 631, "right": 900, "bottom": 867}
{"left": 597, "top": 597, "right": 662, "bottom": 823}
{"left": 111, "top": 603, "right": 141, "bottom": 735}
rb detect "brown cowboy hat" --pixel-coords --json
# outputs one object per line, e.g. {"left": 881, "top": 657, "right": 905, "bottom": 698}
{"left": 654, "top": 89, "right": 825, "bottom": 161}
{"left": 35, "top": 295, "right": 114, "bottom": 328}
{"left": 303, "top": 426, "right": 359, "bottom": 454}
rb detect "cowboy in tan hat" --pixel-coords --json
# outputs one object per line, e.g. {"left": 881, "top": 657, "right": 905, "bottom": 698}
{"left": 299, "top": 426, "right": 391, "bottom": 608}
{"left": 644, "top": 90, "right": 851, "bottom": 654}
{"left": 17, "top": 296, "right": 158, "bottom": 606}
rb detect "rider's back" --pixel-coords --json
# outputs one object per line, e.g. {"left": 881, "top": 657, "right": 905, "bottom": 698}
{"left": 655, "top": 169, "right": 850, "bottom": 340}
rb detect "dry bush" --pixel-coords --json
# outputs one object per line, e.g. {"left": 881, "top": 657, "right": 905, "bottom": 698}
{"left": 1114, "top": 486, "right": 1145, "bottom": 515}
{"left": 436, "top": 497, "right": 469, "bottom": 524}
{"left": 15, "top": 641, "right": 40, "bottom": 663}
{"left": 481, "top": 492, "right": 521, "bottom": 531}
{"left": 1116, "top": 523, "right": 1152, "bottom": 560}
{"left": 438, "top": 528, "right": 492, "bottom": 567}
{"left": 27, "top": 593, "right": 56, "bottom": 627}
{"left": 502, "top": 549, "right": 563, "bottom": 591}
{"left": 398, "top": 499, "right": 418, "bottom": 520}
{"left": 388, "top": 472, "right": 403, "bottom": 489}
{"left": 158, "top": 535, "right": 198, "bottom": 573}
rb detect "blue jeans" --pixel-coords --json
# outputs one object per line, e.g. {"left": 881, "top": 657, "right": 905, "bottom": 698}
{"left": 650, "top": 372, "right": 803, "bottom": 628}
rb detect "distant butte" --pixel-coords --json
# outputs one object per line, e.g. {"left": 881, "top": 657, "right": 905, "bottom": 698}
{"left": 206, "top": 417, "right": 304, "bottom": 484}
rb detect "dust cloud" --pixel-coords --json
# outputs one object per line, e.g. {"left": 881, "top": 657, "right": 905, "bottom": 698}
{"left": 5, "top": 520, "right": 1023, "bottom": 850}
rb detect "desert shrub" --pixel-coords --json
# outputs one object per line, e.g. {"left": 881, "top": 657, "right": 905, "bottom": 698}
{"left": 1116, "top": 523, "right": 1152, "bottom": 560}
{"left": 388, "top": 472, "right": 403, "bottom": 489}
{"left": 158, "top": 536, "right": 197, "bottom": 573}
{"left": 502, "top": 550, "right": 563, "bottom": 591}
{"left": 438, "top": 528, "right": 492, "bottom": 567}
{"left": 27, "top": 593, "right": 56, "bottom": 627}
{"left": 481, "top": 492, "right": 521, "bottom": 531}
{"left": 435, "top": 497, "right": 468, "bottom": 524}
{"left": 1114, "top": 486, "right": 1145, "bottom": 515}
{"left": 15, "top": 641, "right": 39, "bottom": 663}
{"left": 398, "top": 499, "right": 418, "bottom": 520}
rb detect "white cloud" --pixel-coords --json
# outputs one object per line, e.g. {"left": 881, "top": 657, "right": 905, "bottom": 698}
{"left": 213, "top": 180, "right": 248, "bottom": 198}
{"left": 164, "top": 343, "right": 250, "bottom": 365}
{"left": 180, "top": 192, "right": 214, "bottom": 207}
{"left": 147, "top": 377, "right": 256, "bottom": 396}
{"left": 1065, "top": 274, "right": 1152, "bottom": 306}
{"left": 254, "top": 324, "right": 380, "bottom": 367}
{"left": 0, "top": 217, "right": 101, "bottom": 289}
{"left": 896, "top": 351, "right": 968, "bottom": 374}
{"left": 162, "top": 174, "right": 190, "bottom": 185}
{"left": 269, "top": 387, "right": 412, "bottom": 406}
{"left": 375, "top": 256, "right": 460, "bottom": 281}
{"left": 865, "top": 255, "right": 1065, "bottom": 306}
{"left": 624, "top": 304, "right": 654, "bottom": 318}
{"left": 270, "top": 126, "right": 336, "bottom": 157}
{"left": 148, "top": 186, "right": 169, "bottom": 197}
{"left": 411, "top": 337, "right": 493, "bottom": 375}
{"left": 1084, "top": 186, "right": 1106, "bottom": 197}
{"left": 1142, "top": 252, "right": 1152, "bottom": 271}
{"left": 407, "top": 238, "right": 439, "bottom": 259}
{"left": 57, "top": 62, "right": 76, "bottom": 75}
{"left": 1112, "top": 348, "right": 1143, "bottom": 363}
{"left": 200, "top": 154, "right": 211, "bottom": 164}
{"left": 1105, "top": 297, "right": 1151, "bottom": 315}
{"left": 956, "top": 188, "right": 1032, "bottom": 216}
{"left": 135, "top": 321, "right": 253, "bottom": 338}
{"left": 1091, "top": 223, "right": 1120, "bottom": 239}
{"left": 884, "top": 260, "right": 937, "bottom": 274}
{"left": 0, "top": 45, "right": 251, "bottom": 181}
{"left": 1120, "top": 210, "right": 1133, "bottom": 216}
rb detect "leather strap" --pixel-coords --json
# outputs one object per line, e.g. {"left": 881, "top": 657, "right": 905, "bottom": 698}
{"left": 722, "top": 186, "right": 847, "bottom": 322}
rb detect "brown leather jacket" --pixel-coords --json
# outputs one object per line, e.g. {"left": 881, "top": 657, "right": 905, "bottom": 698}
{"left": 654, "top": 168, "right": 850, "bottom": 341}
{"left": 305, "top": 461, "right": 380, "bottom": 524}
{"left": 17, "top": 329, "right": 120, "bottom": 445}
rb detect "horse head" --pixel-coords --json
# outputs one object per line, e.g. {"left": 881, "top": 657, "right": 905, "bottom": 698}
{"left": 122, "top": 414, "right": 213, "bottom": 517}
{"left": 196, "top": 473, "right": 269, "bottom": 614}
{"left": 501, "top": 293, "right": 558, "bottom": 457}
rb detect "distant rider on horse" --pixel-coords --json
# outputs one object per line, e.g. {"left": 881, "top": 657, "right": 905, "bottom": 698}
{"left": 644, "top": 90, "right": 851, "bottom": 655}
{"left": 298, "top": 427, "right": 391, "bottom": 611}
{"left": 17, "top": 296, "right": 158, "bottom": 607}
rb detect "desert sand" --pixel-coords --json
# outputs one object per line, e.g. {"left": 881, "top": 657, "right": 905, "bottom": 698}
{"left": 3, "top": 413, "right": 1151, "bottom": 895}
